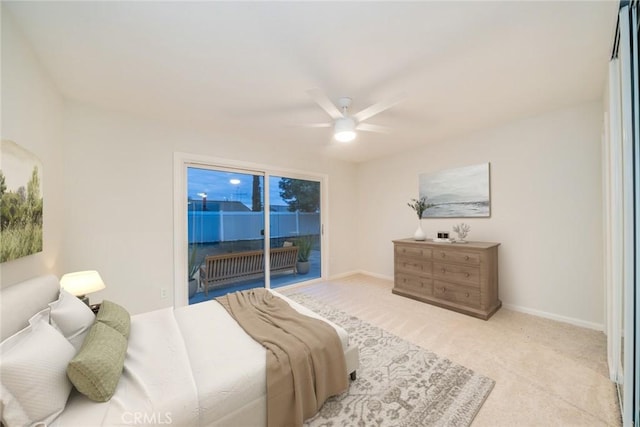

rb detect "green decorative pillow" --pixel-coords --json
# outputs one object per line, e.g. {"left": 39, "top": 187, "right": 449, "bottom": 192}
{"left": 67, "top": 322, "right": 127, "bottom": 402}
{"left": 96, "top": 300, "right": 130, "bottom": 339}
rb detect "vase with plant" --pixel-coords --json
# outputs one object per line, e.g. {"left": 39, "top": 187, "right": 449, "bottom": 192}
{"left": 407, "top": 196, "right": 429, "bottom": 240}
{"left": 294, "top": 235, "right": 313, "bottom": 275}
{"left": 188, "top": 245, "right": 201, "bottom": 298}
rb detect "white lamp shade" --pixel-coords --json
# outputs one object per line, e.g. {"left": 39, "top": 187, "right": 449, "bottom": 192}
{"left": 60, "top": 270, "right": 106, "bottom": 296}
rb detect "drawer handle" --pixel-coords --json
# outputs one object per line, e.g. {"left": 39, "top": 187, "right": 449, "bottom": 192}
{"left": 420, "top": 282, "right": 424, "bottom": 288}
{"left": 465, "top": 292, "right": 470, "bottom": 297}
{"left": 441, "top": 268, "right": 446, "bottom": 273}
{"left": 465, "top": 272, "right": 470, "bottom": 278}
{"left": 403, "top": 278, "right": 407, "bottom": 283}
{"left": 441, "top": 287, "right": 446, "bottom": 292}
{"left": 465, "top": 255, "right": 470, "bottom": 261}
{"left": 441, "top": 252, "right": 446, "bottom": 258}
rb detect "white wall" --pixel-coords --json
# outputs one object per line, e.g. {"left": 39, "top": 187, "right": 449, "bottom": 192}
{"left": 0, "top": 8, "right": 65, "bottom": 286}
{"left": 357, "top": 102, "right": 604, "bottom": 328}
{"left": 61, "top": 102, "right": 358, "bottom": 314}
{"left": 2, "top": 5, "right": 605, "bottom": 329}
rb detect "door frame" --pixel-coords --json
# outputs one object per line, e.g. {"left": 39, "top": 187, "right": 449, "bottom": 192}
{"left": 173, "top": 152, "right": 328, "bottom": 307}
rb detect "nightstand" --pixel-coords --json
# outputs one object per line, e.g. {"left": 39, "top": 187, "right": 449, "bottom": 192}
{"left": 90, "top": 303, "right": 101, "bottom": 315}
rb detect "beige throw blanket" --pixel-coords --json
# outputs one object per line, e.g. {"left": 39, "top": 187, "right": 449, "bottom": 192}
{"left": 216, "top": 289, "right": 348, "bottom": 427}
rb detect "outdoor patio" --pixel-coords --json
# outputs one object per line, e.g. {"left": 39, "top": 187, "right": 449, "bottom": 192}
{"left": 188, "top": 249, "right": 321, "bottom": 304}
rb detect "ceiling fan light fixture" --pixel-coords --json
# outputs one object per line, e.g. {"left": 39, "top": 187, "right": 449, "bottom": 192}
{"left": 334, "top": 117, "right": 356, "bottom": 142}
{"left": 334, "top": 130, "right": 356, "bottom": 143}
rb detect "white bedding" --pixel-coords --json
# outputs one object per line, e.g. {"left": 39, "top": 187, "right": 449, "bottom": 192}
{"left": 53, "top": 291, "right": 350, "bottom": 427}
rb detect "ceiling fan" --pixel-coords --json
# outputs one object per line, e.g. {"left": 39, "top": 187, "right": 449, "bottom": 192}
{"left": 302, "top": 88, "right": 403, "bottom": 143}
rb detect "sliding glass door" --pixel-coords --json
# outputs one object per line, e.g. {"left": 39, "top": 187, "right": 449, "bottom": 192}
{"left": 187, "top": 166, "right": 265, "bottom": 304}
{"left": 178, "top": 158, "right": 326, "bottom": 305}
{"left": 268, "top": 175, "right": 322, "bottom": 288}
{"left": 606, "top": 3, "right": 639, "bottom": 425}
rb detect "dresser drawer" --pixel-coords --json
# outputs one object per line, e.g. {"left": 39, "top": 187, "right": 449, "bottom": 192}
{"left": 433, "top": 249, "right": 480, "bottom": 265}
{"left": 396, "top": 257, "right": 432, "bottom": 275}
{"left": 433, "top": 280, "right": 480, "bottom": 307}
{"left": 396, "top": 274, "right": 432, "bottom": 295}
{"left": 432, "top": 261, "right": 480, "bottom": 286}
{"left": 395, "top": 245, "right": 432, "bottom": 259}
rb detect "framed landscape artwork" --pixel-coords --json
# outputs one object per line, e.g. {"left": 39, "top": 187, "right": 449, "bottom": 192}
{"left": 0, "top": 140, "right": 44, "bottom": 262}
{"left": 419, "top": 163, "right": 490, "bottom": 218}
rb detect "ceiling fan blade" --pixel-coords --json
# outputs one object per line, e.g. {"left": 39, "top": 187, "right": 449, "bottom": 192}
{"left": 306, "top": 88, "right": 343, "bottom": 120}
{"left": 356, "top": 123, "right": 392, "bottom": 133}
{"left": 353, "top": 93, "right": 404, "bottom": 123}
{"left": 294, "top": 122, "right": 332, "bottom": 128}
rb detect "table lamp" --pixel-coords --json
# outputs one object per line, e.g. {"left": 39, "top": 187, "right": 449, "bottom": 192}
{"left": 60, "top": 270, "right": 106, "bottom": 305}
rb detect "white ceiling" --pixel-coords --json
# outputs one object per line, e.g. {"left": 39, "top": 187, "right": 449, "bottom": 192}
{"left": 4, "top": 1, "right": 618, "bottom": 163}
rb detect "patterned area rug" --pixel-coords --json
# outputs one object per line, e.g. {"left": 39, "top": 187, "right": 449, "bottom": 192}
{"left": 288, "top": 293, "right": 495, "bottom": 427}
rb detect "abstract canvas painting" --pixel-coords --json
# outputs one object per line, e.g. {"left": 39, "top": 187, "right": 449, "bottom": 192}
{"left": 0, "top": 140, "right": 43, "bottom": 262}
{"left": 419, "top": 163, "right": 490, "bottom": 218}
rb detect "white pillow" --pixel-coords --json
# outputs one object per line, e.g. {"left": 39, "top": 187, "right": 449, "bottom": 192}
{"left": 49, "top": 289, "right": 96, "bottom": 351}
{"left": 29, "top": 307, "right": 51, "bottom": 325}
{"left": 0, "top": 319, "right": 75, "bottom": 427}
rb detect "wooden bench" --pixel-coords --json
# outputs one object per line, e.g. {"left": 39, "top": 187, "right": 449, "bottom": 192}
{"left": 200, "top": 246, "right": 299, "bottom": 296}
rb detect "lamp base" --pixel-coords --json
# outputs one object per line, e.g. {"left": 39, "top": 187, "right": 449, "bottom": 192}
{"left": 77, "top": 295, "right": 90, "bottom": 306}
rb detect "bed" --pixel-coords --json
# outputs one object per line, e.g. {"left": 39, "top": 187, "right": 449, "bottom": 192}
{"left": 0, "top": 275, "right": 359, "bottom": 426}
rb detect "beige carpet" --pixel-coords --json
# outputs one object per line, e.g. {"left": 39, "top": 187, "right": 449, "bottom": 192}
{"left": 281, "top": 274, "right": 621, "bottom": 426}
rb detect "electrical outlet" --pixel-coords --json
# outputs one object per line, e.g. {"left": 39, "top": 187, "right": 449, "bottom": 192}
{"left": 160, "top": 287, "right": 168, "bottom": 299}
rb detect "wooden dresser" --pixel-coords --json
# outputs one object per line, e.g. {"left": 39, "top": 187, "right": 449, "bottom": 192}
{"left": 392, "top": 239, "right": 501, "bottom": 320}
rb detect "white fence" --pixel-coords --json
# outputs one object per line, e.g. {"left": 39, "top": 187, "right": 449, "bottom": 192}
{"left": 188, "top": 211, "right": 320, "bottom": 244}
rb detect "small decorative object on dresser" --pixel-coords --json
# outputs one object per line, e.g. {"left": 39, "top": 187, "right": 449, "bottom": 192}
{"left": 452, "top": 223, "right": 471, "bottom": 243}
{"left": 433, "top": 231, "right": 451, "bottom": 243}
{"left": 407, "top": 197, "right": 429, "bottom": 241}
{"left": 392, "top": 238, "right": 501, "bottom": 320}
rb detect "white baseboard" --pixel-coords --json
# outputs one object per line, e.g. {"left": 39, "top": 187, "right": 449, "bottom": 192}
{"left": 328, "top": 270, "right": 361, "bottom": 280}
{"left": 502, "top": 303, "right": 604, "bottom": 331}
{"left": 329, "top": 270, "right": 393, "bottom": 281}
{"left": 356, "top": 270, "right": 394, "bottom": 281}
